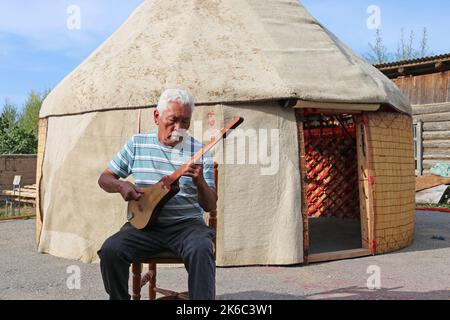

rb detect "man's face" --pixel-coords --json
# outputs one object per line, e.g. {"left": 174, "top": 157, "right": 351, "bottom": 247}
{"left": 154, "top": 102, "right": 192, "bottom": 147}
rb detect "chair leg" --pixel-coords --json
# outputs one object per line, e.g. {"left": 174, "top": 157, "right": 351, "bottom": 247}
{"left": 131, "top": 263, "right": 142, "bottom": 300}
{"left": 149, "top": 263, "right": 157, "bottom": 300}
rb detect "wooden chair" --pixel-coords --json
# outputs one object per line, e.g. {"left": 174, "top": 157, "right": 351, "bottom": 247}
{"left": 131, "top": 163, "right": 218, "bottom": 300}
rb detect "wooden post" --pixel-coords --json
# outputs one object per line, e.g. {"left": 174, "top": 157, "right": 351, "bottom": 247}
{"left": 295, "top": 110, "right": 309, "bottom": 263}
{"left": 132, "top": 263, "right": 142, "bottom": 300}
{"left": 136, "top": 109, "right": 142, "bottom": 134}
{"left": 358, "top": 114, "right": 376, "bottom": 254}
{"left": 209, "top": 162, "right": 218, "bottom": 259}
{"left": 35, "top": 118, "right": 48, "bottom": 245}
{"left": 149, "top": 263, "right": 157, "bottom": 300}
{"left": 416, "top": 121, "right": 423, "bottom": 176}
{"left": 356, "top": 116, "right": 371, "bottom": 250}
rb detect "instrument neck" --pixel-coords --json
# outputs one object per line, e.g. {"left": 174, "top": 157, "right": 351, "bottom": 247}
{"left": 166, "top": 116, "right": 242, "bottom": 184}
{"left": 167, "top": 135, "right": 220, "bottom": 183}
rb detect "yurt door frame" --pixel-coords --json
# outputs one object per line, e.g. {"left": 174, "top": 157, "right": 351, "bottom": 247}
{"left": 296, "top": 109, "right": 374, "bottom": 263}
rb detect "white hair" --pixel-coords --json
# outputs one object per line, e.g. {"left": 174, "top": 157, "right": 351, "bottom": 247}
{"left": 156, "top": 89, "right": 195, "bottom": 115}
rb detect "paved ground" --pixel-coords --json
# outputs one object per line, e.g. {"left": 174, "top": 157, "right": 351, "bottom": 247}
{"left": 1, "top": 211, "right": 449, "bottom": 300}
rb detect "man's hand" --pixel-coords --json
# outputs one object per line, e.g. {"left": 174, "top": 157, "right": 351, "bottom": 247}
{"left": 182, "top": 163, "right": 217, "bottom": 212}
{"left": 98, "top": 169, "right": 145, "bottom": 202}
{"left": 182, "top": 163, "right": 205, "bottom": 187}
{"left": 118, "top": 181, "right": 145, "bottom": 202}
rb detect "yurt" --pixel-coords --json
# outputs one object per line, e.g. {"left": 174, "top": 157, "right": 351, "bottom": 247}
{"left": 36, "top": 0, "right": 415, "bottom": 265}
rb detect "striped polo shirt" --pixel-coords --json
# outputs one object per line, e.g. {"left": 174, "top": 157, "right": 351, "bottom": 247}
{"left": 108, "top": 131, "right": 215, "bottom": 226}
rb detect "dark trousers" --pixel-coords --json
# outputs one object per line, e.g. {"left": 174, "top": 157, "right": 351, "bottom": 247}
{"left": 97, "top": 219, "right": 216, "bottom": 300}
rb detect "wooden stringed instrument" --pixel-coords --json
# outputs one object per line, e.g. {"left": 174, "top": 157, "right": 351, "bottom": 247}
{"left": 127, "top": 116, "right": 244, "bottom": 229}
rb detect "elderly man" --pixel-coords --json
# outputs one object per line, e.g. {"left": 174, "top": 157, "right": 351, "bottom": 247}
{"left": 97, "top": 89, "right": 218, "bottom": 300}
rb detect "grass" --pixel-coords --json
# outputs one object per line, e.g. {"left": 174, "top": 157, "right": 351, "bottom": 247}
{"left": 0, "top": 204, "right": 36, "bottom": 218}
{"left": 416, "top": 203, "right": 450, "bottom": 209}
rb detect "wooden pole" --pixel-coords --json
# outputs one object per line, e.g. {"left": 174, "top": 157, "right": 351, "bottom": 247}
{"left": 295, "top": 110, "right": 309, "bottom": 263}
{"left": 35, "top": 118, "right": 48, "bottom": 245}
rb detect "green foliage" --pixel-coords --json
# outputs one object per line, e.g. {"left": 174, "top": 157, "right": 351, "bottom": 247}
{"left": 0, "top": 89, "right": 49, "bottom": 155}
{"left": 19, "top": 90, "right": 44, "bottom": 136}
{"left": 418, "top": 203, "right": 450, "bottom": 209}
{"left": 0, "top": 99, "right": 19, "bottom": 131}
{"left": 365, "top": 27, "right": 432, "bottom": 64}
{"left": 0, "top": 125, "right": 37, "bottom": 154}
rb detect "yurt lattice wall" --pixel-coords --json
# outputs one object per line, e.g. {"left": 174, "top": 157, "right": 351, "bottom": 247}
{"left": 302, "top": 113, "right": 360, "bottom": 220}
{"left": 365, "top": 112, "right": 416, "bottom": 254}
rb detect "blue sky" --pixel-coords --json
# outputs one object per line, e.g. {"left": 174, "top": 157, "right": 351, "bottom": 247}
{"left": 1, "top": 0, "right": 449, "bottom": 110}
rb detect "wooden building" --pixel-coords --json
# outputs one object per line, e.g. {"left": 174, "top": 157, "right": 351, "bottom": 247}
{"left": 377, "top": 53, "right": 450, "bottom": 175}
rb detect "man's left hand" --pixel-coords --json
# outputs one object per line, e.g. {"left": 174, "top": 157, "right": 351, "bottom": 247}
{"left": 183, "top": 163, "right": 205, "bottom": 187}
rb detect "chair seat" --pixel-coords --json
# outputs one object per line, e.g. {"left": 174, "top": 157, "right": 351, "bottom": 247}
{"left": 142, "top": 250, "right": 182, "bottom": 262}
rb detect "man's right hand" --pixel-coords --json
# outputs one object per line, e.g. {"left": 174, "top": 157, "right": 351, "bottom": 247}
{"left": 98, "top": 169, "right": 145, "bottom": 201}
{"left": 118, "top": 181, "right": 145, "bottom": 202}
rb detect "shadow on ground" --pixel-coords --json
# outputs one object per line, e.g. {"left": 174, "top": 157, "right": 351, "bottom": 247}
{"left": 218, "top": 286, "right": 450, "bottom": 300}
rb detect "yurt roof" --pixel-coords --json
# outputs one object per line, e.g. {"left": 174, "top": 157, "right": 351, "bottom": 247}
{"left": 40, "top": 0, "right": 411, "bottom": 118}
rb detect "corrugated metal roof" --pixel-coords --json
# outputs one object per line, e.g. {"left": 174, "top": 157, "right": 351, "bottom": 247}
{"left": 375, "top": 53, "right": 450, "bottom": 69}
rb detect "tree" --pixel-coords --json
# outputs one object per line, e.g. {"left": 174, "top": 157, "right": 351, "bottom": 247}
{"left": 0, "top": 125, "right": 37, "bottom": 154}
{"left": 395, "top": 28, "right": 414, "bottom": 61}
{"left": 0, "top": 99, "right": 19, "bottom": 131}
{"left": 0, "top": 90, "right": 49, "bottom": 155}
{"left": 395, "top": 28, "right": 430, "bottom": 61}
{"left": 364, "top": 28, "right": 391, "bottom": 65}
{"left": 19, "top": 90, "right": 47, "bottom": 137}
{"left": 418, "top": 28, "right": 430, "bottom": 58}
{"left": 364, "top": 27, "right": 431, "bottom": 64}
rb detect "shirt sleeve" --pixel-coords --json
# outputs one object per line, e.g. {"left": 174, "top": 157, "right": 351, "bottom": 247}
{"left": 107, "top": 136, "right": 135, "bottom": 179}
{"left": 202, "top": 151, "right": 216, "bottom": 189}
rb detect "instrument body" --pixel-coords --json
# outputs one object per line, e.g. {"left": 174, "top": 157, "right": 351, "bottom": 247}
{"left": 127, "top": 177, "right": 180, "bottom": 230}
